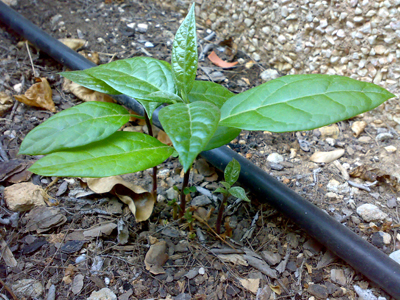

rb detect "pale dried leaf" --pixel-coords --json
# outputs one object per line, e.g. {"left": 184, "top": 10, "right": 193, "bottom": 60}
{"left": 83, "top": 223, "right": 117, "bottom": 238}
{"left": 239, "top": 278, "right": 260, "bottom": 294}
{"left": 0, "top": 92, "right": 13, "bottom": 116}
{"left": 14, "top": 78, "right": 56, "bottom": 112}
{"left": 314, "top": 124, "right": 340, "bottom": 139}
{"left": 243, "top": 249, "right": 278, "bottom": 278}
{"left": 86, "top": 176, "right": 155, "bottom": 222}
{"left": 157, "top": 130, "right": 173, "bottom": 146}
{"left": 63, "top": 78, "right": 115, "bottom": 103}
{"left": 144, "top": 240, "right": 169, "bottom": 275}
{"left": 351, "top": 121, "right": 367, "bottom": 137}
{"left": 310, "top": 149, "right": 345, "bottom": 163}
{"left": 217, "top": 254, "right": 248, "bottom": 266}
{"left": 78, "top": 50, "right": 100, "bottom": 64}
{"left": 72, "top": 274, "right": 84, "bottom": 295}
{"left": 0, "top": 238, "right": 17, "bottom": 267}
{"left": 59, "top": 38, "right": 87, "bottom": 51}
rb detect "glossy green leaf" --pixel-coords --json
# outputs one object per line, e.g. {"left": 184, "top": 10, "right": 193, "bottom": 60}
{"left": 220, "top": 181, "right": 231, "bottom": 190}
{"left": 188, "top": 80, "right": 234, "bottom": 108}
{"left": 19, "top": 102, "right": 129, "bottom": 155}
{"left": 159, "top": 101, "right": 220, "bottom": 172}
{"left": 29, "top": 132, "right": 174, "bottom": 177}
{"left": 229, "top": 186, "right": 250, "bottom": 202}
{"left": 171, "top": 3, "right": 198, "bottom": 98}
{"left": 214, "top": 187, "right": 228, "bottom": 195}
{"left": 61, "top": 57, "right": 177, "bottom": 118}
{"left": 59, "top": 71, "right": 121, "bottom": 94}
{"left": 204, "top": 126, "right": 241, "bottom": 151}
{"left": 146, "top": 91, "right": 183, "bottom": 103}
{"left": 224, "top": 159, "right": 241, "bottom": 186}
{"left": 220, "top": 74, "right": 395, "bottom": 132}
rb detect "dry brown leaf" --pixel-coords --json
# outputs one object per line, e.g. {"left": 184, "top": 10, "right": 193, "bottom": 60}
{"left": 351, "top": 121, "right": 367, "bottom": 137}
{"left": 59, "top": 38, "right": 87, "bottom": 51}
{"left": 144, "top": 240, "right": 169, "bottom": 275}
{"left": 157, "top": 130, "right": 173, "bottom": 146}
{"left": 24, "top": 206, "right": 67, "bottom": 233}
{"left": 218, "top": 37, "right": 238, "bottom": 60}
{"left": 208, "top": 51, "right": 238, "bottom": 68}
{"left": 78, "top": 50, "right": 100, "bottom": 64}
{"left": 0, "top": 159, "right": 34, "bottom": 183}
{"left": 270, "top": 284, "right": 282, "bottom": 295}
{"left": 239, "top": 278, "right": 259, "bottom": 294}
{"left": 0, "top": 238, "right": 17, "bottom": 267}
{"left": 63, "top": 264, "right": 77, "bottom": 284}
{"left": 314, "top": 124, "right": 340, "bottom": 139}
{"left": 86, "top": 176, "right": 155, "bottom": 221}
{"left": 349, "top": 165, "right": 400, "bottom": 191}
{"left": 83, "top": 223, "right": 117, "bottom": 238}
{"left": 309, "top": 149, "right": 345, "bottom": 163}
{"left": 63, "top": 79, "right": 115, "bottom": 103}
{"left": 217, "top": 254, "right": 248, "bottom": 266}
{"left": 0, "top": 92, "right": 13, "bottom": 116}
{"left": 14, "top": 78, "right": 55, "bottom": 112}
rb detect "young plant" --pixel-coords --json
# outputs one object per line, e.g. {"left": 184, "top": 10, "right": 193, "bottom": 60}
{"left": 214, "top": 159, "right": 250, "bottom": 234}
{"left": 18, "top": 4, "right": 394, "bottom": 222}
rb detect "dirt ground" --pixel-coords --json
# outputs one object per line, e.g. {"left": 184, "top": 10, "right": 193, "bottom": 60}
{"left": 1, "top": 0, "right": 400, "bottom": 299}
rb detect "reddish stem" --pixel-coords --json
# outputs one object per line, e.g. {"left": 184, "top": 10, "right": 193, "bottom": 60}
{"left": 179, "top": 168, "right": 191, "bottom": 217}
{"left": 216, "top": 193, "right": 229, "bottom": 234}
{"left": 144, "top": 113, "right": 158, "bottom": 198}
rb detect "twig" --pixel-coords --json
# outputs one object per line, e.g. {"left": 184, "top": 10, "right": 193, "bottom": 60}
{"left": 0, "top": 278, "right": 18, "bottom": 300}
{"left": 25, "top": 41, "right": 37, "bottom": 77}
{"left": 192, "top": 214, "right": 236, "bottom": 250}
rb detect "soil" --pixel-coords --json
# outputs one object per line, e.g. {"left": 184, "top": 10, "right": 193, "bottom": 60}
{"left": 0, "top": 0, "right": 400, "bottom": 299}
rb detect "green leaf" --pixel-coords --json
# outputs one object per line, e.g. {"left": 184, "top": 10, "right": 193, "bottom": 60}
{"left": 171, "top": 3, "right": 198, "bottom": 98}
{"left": 214, "top": 187, "right": 228, "bottom": 195}
{"left": 59, "top": 71, "right": 121, "bottom": 94}
{"left": 228, "top": 186, "right": 250, "bottom": 202}
{"left": 147, "top": 91, "right": 183, "bottom": 103}
{"left": 220, "top": 74, "right": 395, "bottom": 132}
{"left": 19, "top": 102, "right": 129, "bottom": 155}
{"left": 61, "top": 57, "right": 177, "bottom": 118}
{"left": 224, "top": 159, "right": 241, "bottom": 186}
{"left": 29, "top": 132, "right": 174, "bottom": 177}
{"left": 204, "top": 126, "right": 241, "bottom": 151}
{"left": 188, "top": 80, "right": 234, "bottom": 108}
{"left": 159, "top": 101, "right": 220, "bottom": 172}
{"left": 220, "top": 181, "right": 231, "bottom": 190}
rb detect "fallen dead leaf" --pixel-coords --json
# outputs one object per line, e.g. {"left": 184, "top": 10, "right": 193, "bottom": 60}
{"left": 309, "top": 149, "right": 345, "bottom": 163}
{"left": 144, "top": 240, "right": 169, "bottom": 275}
{"left": 59, "top": 38, "right": 87, "bottom": 51}
{"left": 4, "top": 182, "right": 46, "bottom": 212}
{"left": 217, "top": 254, "right": 248, "bottom": 266}
{"left": 239, "top": 278, "right": 260, "bottom": 294}
{"left": 0, "top": 238, "right": 17, "bottom": 267}
{"left": 0, "top": 159, "right": 34, "bottom": 183}
{"left": 208, "top": 50, "right": 238, "bottom": 68}
{"left": 218, "top": 37, "right": 238, "bottom": 60}
{"left": 86, "top": 176, "right": 155, "bottom": 221}
{"left": 157, "top": 130, "right": 173, "bottom": 146}
{"left": 72, "top": 274, "right": 84, "bottom": 295}
{"left": 24, "top": 206, "right": 67, "bottom": 233}
{"left": 349, "top": 165, "right": 400, "bottom": 191}
{"left": 78, "top": 50, "right": 100, "bottom": 65}
{"left": 63, "top": 78, "right": 115, "bottom": 103}
{"left": 83, "top": 223, "right": 117, "bottom": 238}
{"left": 314, "top": 124, "right": 340, "bottom": 139}
{"left": 270, "top": 284, "right": 282, "bottom": 295}
{"left": 0, "top": 92, "right": 13, "bottom": 116}
{"left": 14, "top": 78, "right": 56, "bottom": 112}
{"left": 63, "top": 264, "right": 77, "bottom": 284}
{"left": 351, "top": 121, "right": 367, "bottom": 137}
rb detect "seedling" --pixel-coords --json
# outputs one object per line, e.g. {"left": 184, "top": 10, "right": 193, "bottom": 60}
{"left": 18, "top": 4, "right": 394, "bottom": 223}
{"left": 214, "top": 159, "right": 250, "bottom": 234}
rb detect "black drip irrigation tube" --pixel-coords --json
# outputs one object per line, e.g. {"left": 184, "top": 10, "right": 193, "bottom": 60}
{"left": 1, "top": 2, "right": 400, "bottom": 298}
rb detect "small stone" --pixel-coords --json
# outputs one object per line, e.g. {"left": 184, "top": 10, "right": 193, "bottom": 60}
{"left": 379, "top": 231, "right": 391, "bottom": 244}
{"left": 4, "top": 182, "right": 46, "bottom": 212}
{"left": 185, "top": 268, "right": 199, "bottom": 279}
{"left": 267, "top": 153, "right": 284, "bottom": 164}
{"left": 137, "top": 23, "right": 148, "bottom": 33}
{"left": 260, "top": 69, "right": 279, "bottom": 81}
{"left": 191, "top": 195, "right": 211, "bottom": 207}
{"left": 309, "top": 149, "right": 345, "bottom": 163}
{"left": 384, "top": 145, "right": 397, "bottom": 153}
{"left": 175, "top": 240, "right": 189, "bottom": 252}
{"left": 144, "top": 41, "right": 154, "bottom": 48}
{"left": 261, "top": 250, "right": 281, "bottom": 265}
{"left": 326, "top": 179, "right": 350, "bottom": 194}
{"left": 87, "top": 288, "right": 117, "bottom": 300}
{"left": 13, "top": 83, "right": 23, "bottom": 93}
{"left": 371, "top": 232, "right": 385, "bottom": 248}
{"left": 308, "top": 284, "right": 328, "bottom": 299}
{"left": 244, "top": 18, "right": 254, "bottom": 27}
{"left": 356, "top": 204, "right": 388, "bottom": 222}
{"left": 165, "top": 187, "right": 178, "bottom": 200}
{"left": 270, "top": 163, "right": 284, "bottom": 171}
{"left": 199, "top": 267, "right": 205, "bottom": 275}
{"left": 374, "top": 45, "right": 386, "bottom": 55}
{"left": 376, "top": 132, "right": 393, "bottom": 142}
{"left": 389, "top": 250, "right": 400, "bottom": 264}
{"left": 336, "top": 29, "right": 345, "bottom": 38}
{"left": 175, "top": 293, "right": 191, "bottom": 300}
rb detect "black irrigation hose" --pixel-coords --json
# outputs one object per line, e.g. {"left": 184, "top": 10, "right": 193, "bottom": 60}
{"left": 1, "top": 2, "right": 400, "bottom": 298}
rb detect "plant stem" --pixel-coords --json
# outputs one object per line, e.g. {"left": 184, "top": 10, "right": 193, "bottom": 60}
{"left": 179, "top": 168, "right": 191, "bottom": 217}
{"left": 216, "top": 193, "right": 229, "bottom": 234}
{"left": 144, "top": 113, "right": 158, "bottom": 198}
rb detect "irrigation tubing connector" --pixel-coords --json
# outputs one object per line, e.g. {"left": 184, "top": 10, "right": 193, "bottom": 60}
{"left": 1, "top": 2, "right": 400, "bottom": 298}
